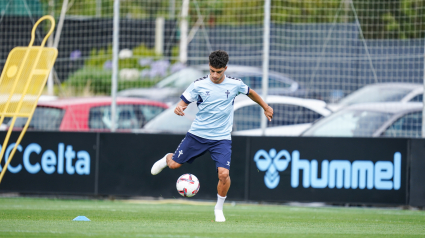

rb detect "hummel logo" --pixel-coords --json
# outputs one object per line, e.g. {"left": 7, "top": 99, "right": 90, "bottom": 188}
{"left": 227, "top": 161, "right": 230, "bottom": 166}
{"left": 225, "top": 90, "right": 230, "bottom": 98}
{"left": 178, "top": 150, "right": 183, "bottom": 158}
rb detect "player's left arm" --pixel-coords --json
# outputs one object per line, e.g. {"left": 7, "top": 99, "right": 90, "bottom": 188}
{"left": 247, "top": 89, "right": 273, "bottom": 121}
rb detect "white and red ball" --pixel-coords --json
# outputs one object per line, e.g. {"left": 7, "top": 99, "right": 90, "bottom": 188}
{"left": 176, "top": 173, "right": 200, "bottom": 197}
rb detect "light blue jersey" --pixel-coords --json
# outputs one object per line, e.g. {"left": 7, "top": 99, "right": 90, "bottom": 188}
{"left": 180, "top": 75, "right": 250, "bottom": 140}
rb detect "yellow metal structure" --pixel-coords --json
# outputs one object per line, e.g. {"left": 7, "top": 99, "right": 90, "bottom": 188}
{"left": 0, "top": 15, "right": 58, "bottom": 183}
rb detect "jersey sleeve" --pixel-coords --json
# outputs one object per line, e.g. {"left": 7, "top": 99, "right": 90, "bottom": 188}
{"left": 181, "top": 82, "right": 198, "bottom": 103}
{"left": 238, "top": 80, "right": 250, "bottom": 95}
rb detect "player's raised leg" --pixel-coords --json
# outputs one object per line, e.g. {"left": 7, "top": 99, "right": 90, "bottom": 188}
{"left": 151, "top": 153, "right": 182, "bottom": 175}
{"left": 166, "top": 154, "right": 182, "bottom": 169}
{"left": 215, "top": 167, "right": 230, "bottom": 222}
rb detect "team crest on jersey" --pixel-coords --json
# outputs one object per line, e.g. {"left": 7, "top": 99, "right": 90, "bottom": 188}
{"left": 225, "top": 90, "right": 230, "bottom": 98}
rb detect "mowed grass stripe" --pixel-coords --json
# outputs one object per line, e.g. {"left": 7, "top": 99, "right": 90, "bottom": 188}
{"left": 0, "top": 197, "right": 424, "bottom": 238}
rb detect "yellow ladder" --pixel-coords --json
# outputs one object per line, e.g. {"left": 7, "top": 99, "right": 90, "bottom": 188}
{"left": 0, "top": 15, "right": 58, "bottom": 183}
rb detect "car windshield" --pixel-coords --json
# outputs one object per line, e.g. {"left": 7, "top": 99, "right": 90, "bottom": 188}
{"left": 302, "top": 110, "right": 393, "bottom": 137}
{"left": 89, "top": 104, "right": 166, "bottom": 130}
{"left": 143, "top": 103, "right": 198, "bottom": 133}
{"left": 236, "top": 73, "right": 294, "bottom": 90}
{"left": 338, "top": 86, "right": 412, "bottom": 106}
{"left": 156, "top": 68, "right": 205, "bottom": 88}
{"left": 383, "top": 111, "right": 422, "bottom": 138}
{"left": 11, "top": 107, "right": 65, "bottom": 130}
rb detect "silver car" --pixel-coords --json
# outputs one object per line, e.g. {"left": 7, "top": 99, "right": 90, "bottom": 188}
{"left": 118, "top": 65, "right": 310, "bottom": 105}
{"left": 302, "top": 102, "right": 423, "bottom": 138}
{"left": 327, "top": 83, "right": 423, "bottom": 111}
{"left": 137, "top": 95, "right": 331, "bottom": 137}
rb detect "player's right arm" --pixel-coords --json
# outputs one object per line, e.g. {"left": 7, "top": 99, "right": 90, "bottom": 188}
{"left": 174, "top": 100, "right": 189, "bottom": 116}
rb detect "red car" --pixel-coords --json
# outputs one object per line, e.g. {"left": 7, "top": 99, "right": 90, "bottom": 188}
{"left": 11, "top": 97, "right": 168, "bottom": 132}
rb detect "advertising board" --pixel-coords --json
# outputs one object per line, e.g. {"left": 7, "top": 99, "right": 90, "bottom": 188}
{"left": 248, "top": 137, "right": 408, "bottom": 204}
{"left": 0, "top": 132, "right": 97, "bottom": 194}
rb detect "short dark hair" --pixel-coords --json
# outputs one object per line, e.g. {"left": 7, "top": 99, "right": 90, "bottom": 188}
{"left": 209, "top": 50, "right": 229, "bottom": 69}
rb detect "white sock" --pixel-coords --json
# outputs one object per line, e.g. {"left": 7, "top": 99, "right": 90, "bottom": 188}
{"left": 215, "top": 194, "right": 226, "bottom": 211}
{"left": 158, "top": 154, "right": 169, "bottom": 168}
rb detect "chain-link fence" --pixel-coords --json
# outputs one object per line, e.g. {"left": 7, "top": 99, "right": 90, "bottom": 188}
{"left": 0, "top": 0, "right": 424, "bottom": 137}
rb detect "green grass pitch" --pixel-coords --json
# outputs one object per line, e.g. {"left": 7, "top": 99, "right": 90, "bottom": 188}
{"left": 0, "top": 197, "right": 424, "bottom": 237}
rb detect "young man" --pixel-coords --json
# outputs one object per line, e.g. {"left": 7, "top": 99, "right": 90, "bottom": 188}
{"left": 151, "top": 50, "right": 273, "bottom": 222}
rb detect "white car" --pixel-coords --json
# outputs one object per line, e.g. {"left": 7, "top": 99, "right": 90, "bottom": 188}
{"left": 327, "top": 83, "right": 423, "bottom": 112}
{"left": 302, "top": 102, "right": 423, "bottom": 138}
{"left": 137, "top": 95, "right": 331, "bottom": 137}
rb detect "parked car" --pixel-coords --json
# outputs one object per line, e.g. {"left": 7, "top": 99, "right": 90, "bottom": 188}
{"left": 118, "top": 65, "right": 313, "bottom": 105}
{"left": 327, "top": 83, "right": 423, "bottom": 112}
{"left": 302, "top": 102, "right": 423, "bottom": 138}
{"left": 8, "top": 97, "right": 168, "bottom": 131}
{"left": 0, "top": 95, "right": 59, "bottom": 130}
{"left": 138, "top": 95, "right": 331, "bottom": 136}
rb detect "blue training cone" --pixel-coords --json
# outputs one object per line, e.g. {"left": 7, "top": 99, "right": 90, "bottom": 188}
{"left": 73, "top": 216, "right": 91, "bottom": 221}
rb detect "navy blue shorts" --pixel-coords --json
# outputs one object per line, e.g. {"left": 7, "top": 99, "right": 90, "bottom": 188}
{"left": 172, "top": 132, "right": 232, "bottom": 171}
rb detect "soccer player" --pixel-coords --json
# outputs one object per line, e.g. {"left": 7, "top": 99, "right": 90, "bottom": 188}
{"left": 151, "top": 50, "right": 273, "bottom": 222}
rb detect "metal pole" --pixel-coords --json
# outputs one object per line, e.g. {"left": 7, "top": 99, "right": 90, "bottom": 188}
{"left": 96, "top": 0, "right": 102, "bottom": 17}
{"left": 169, "top": 0, "right": 175, "bottom": 19}
{"left": 155, "top": 17, "right": 165, "bottom": 56}
{"left": 261, "top": 0, "right": 270, "bottom": 136}
{"left": 47, "top": 0, "right": 54, "bottom": 95}
{"left": 179, "top": 0, "right": 189, "bottom": 64}
{"left": 111, "top": 0, "right": 120, "bottom": 132}
{"left": 46, "top": 0, "right": 68, "bottom": 95}
{"left": 53, "top": 0, "right": 68, "bottom": 49}
{"left": 422, "top": 39, "right": 425, "bottom": 138}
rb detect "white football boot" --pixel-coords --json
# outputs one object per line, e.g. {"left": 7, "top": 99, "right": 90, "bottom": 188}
{"left": 214, "top": 210, "right": 226, "bottom": 222}
{"left": 151, "top": 154, "right": 169, "bottom": 175}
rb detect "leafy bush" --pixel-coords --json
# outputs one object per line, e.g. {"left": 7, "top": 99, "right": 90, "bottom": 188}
{"left": 84, "top": 44, "right": 161, "bottom": 69}
{"left": 64, "top": 43, "right": 180, "bottom": 96}
{"left": 64, "top": 67, "right": 158, "bottom": 95}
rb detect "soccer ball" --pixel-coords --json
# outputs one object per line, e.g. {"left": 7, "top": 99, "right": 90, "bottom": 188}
{"left": 176, "top": 173, "right": 200, "bottom": 197}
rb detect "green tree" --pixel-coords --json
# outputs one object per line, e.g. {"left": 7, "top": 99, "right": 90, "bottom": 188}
{"left": 354, "top": 0, "right": 425, "bottom": 39}
{"left": 40, "top": 0, "right": 423, "bottom": 39}
{"left": 400, "top": 0, "right": 425, "bottom": 38}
